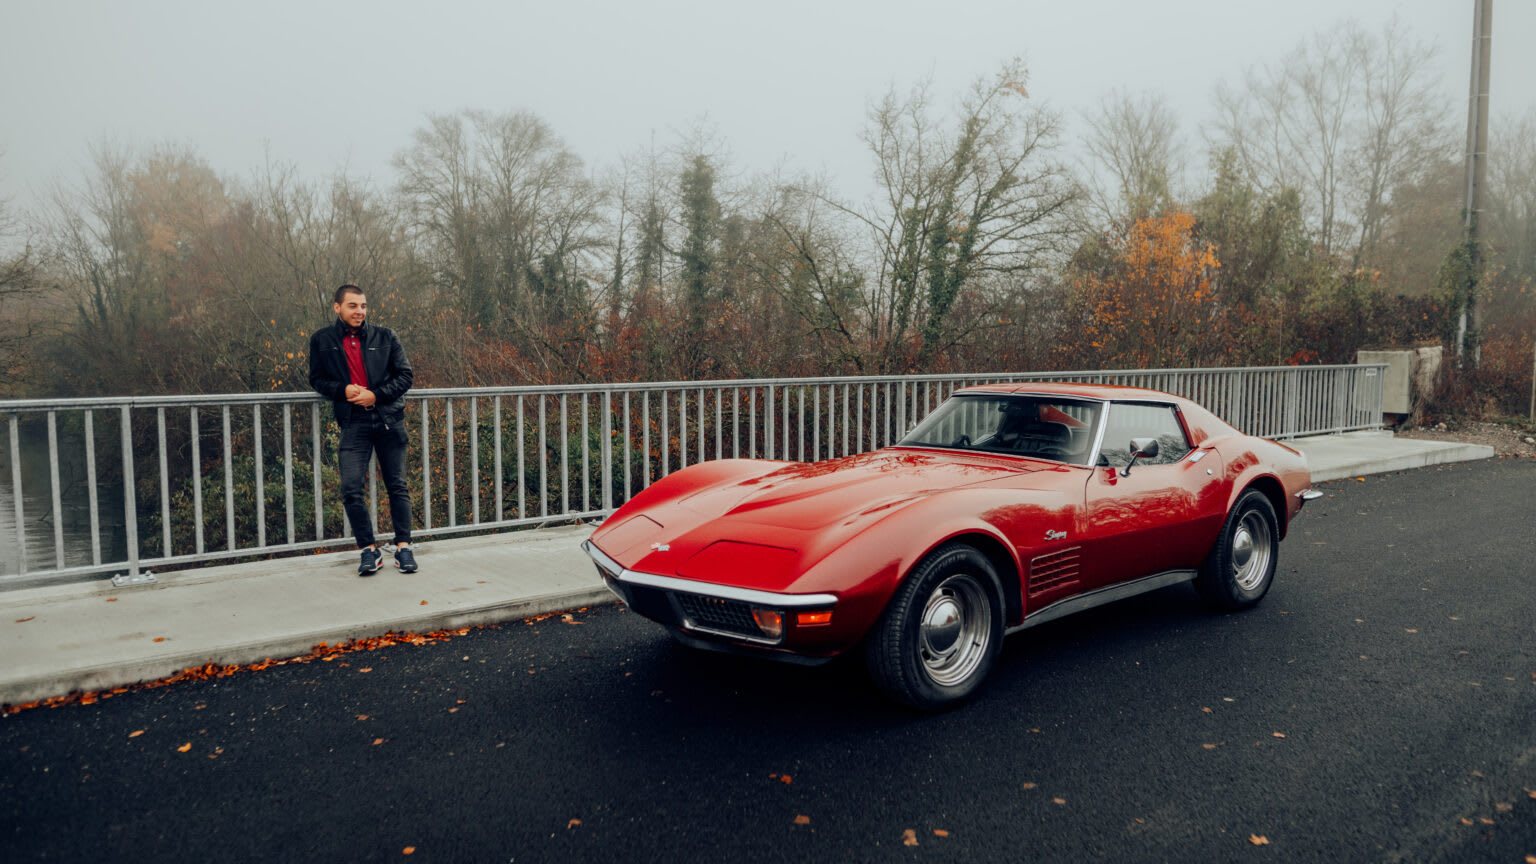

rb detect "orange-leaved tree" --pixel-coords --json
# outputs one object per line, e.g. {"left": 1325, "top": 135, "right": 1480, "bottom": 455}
{"left": 1068, "top": 210, "right": 1222, "bottom": 369}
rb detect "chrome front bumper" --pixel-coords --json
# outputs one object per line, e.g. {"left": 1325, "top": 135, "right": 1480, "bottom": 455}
{"left": 581, "top": 540, "right": 837, "bottom": 646}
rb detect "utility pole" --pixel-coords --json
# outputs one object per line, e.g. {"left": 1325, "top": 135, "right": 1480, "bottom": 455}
{"left": 1457, "top": 0, "right": 1492, "bottom": 365}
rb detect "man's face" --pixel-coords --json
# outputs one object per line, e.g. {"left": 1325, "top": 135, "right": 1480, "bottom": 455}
{"left": 334, "top": 292, "right": 367, "bottom": 328}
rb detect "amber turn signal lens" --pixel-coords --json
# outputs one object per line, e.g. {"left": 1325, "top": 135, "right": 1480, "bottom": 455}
{"left": 795, "top": 610, "right": 833, "bottom": 627}
{"left": 751, "top": 608, "right": 784, "bottom": 639}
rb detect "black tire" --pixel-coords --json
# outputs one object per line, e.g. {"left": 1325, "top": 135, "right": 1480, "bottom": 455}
{"left": 1196, "top": 489, "right": 1279, "bottom": 610}
{"left": 866, "top": 543, "right": 1004, "bottom": 711}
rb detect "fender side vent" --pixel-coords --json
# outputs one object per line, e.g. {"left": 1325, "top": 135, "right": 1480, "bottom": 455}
{"left": 1029, "top": 546, "right": 1081, "bottom": 595}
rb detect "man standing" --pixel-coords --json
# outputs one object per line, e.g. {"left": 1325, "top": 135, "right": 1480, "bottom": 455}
{"left": 308, "top": 284, "right": 418, "bottom": 575}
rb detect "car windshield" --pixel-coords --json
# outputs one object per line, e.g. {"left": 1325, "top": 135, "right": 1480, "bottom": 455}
{"left": 897, "top": 394, "right": 1102, "bottom": 464}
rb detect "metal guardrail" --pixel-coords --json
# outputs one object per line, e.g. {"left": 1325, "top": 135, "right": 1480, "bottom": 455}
{"left": 0, "top": 364, "right": 1384, "bottom": 587}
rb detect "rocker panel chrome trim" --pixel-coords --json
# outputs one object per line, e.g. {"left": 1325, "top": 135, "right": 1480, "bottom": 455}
{"left": 1009, "top": 569, "right": 1197, "bottom": 633}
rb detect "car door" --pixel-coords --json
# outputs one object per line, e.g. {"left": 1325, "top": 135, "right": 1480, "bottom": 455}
{"left": 1081, "top": 401, "right": 1226, "bottom": 590}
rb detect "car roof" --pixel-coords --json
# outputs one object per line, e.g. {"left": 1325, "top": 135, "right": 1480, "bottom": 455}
{"left": 955, "top": 381, "right": 1184, "bottom": 403}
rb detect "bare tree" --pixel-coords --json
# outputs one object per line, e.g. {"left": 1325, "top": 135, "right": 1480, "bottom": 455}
{"left": 810, "top": 60, "right": 1078, "bottom": 372}
{"left": 760, "top": 180, "right": 868, "bottom": 370}
{"left": 1213, "top": 27, "right": 1358, "bottom": 257}
{"left": 1212, "top": 18, "right": 1450, "bottom": 263}
{"left": 1080, "top": 88, "right": 1185, "bottom": 225}
{"left": 43, "top": 143, "right": 233, "bottom": 392}
{"left": 0, "top": 151, "right": 49, "bottom": 393}
{"left": 393, "top": 110, "right": 607, "bottom": 379}
{"left": 1344, "top": 19, "right": 1450, "bottom": 266}
{"left": 1487, "top": 109, "right": 1536, "bottom": 281}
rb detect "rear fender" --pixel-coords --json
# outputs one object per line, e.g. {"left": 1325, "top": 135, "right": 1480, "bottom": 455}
{"left": 1204, "top": 435, "right": 1309, "bottom": 539}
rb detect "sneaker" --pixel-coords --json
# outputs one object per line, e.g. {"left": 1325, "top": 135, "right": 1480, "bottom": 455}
{"left": 358, "top": 547, "right": 383, "bottom": 576}
{"left": 394, "top": 546, "right": 418, "bottom": 573}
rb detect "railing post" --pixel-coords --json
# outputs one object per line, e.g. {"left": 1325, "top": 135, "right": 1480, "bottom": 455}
{"left": 601, "top": 390, "right": 613, "bottom": 512}
{"left": 114, "top": 405, "right": 148, "bottom": 586}
{"left": 48, "top": 412, "right": 63, "bottom": 569}
{"left": 254, "top": 404, "right": 265, "bottom": 549}
{"left": 8, "top": 413, "right": 26, "bottom": 577}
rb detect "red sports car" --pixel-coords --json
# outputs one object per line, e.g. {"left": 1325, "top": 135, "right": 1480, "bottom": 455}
{"left": 582, "top": 382, "right": 1321, "bottom": 709}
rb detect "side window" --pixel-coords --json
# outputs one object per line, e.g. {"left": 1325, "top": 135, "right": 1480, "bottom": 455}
{"left": 1096, "top": 403, "right": 1192, "bottom": 467}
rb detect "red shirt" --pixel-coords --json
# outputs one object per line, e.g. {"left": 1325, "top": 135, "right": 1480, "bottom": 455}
{"left": 343, "top": 331, "right": 368, "bottom": 388}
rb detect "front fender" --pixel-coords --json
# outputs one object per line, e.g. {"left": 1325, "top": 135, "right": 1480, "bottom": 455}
{"left": 788, "top": 487, "right": 1066, "bottom": 641}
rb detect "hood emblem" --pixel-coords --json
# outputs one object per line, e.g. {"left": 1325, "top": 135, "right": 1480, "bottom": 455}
{"left": 1045, "top": 530, "right": 1067, "bottom": 541}
{"left": 649, "top": 542, "right": 671, "bottom": 552}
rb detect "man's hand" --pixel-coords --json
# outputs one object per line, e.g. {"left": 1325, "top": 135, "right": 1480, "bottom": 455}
{"left": 347, "top": 386, "right": 377, "bottom": 407}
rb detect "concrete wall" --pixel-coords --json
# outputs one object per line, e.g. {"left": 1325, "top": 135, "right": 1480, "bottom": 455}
{"left": 1359, "top": 348, "right": 1442, "bottom": 421}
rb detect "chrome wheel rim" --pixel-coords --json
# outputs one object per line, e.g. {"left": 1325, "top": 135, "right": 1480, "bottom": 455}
{"left": 1231, "top": 511, "right": 1273, "bottom": 591}
{"left": 917, "top": 574, "right": 991, "bottom": 687}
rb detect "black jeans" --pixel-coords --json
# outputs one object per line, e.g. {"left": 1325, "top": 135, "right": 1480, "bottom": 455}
{"left": 338, "top": 411, "right": 413, "bottom": 549}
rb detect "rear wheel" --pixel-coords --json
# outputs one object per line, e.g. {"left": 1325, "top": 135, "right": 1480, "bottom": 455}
{"left": 1196, "top": 489, "right": 1278, "bottom": 610}
{"left": 866, "top": 543, "right": 1003, "bottom": 711}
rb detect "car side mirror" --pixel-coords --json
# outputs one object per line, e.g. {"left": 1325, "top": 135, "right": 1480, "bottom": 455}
{"left": 1121, "top": 437, "right": 1159, "bottom": 477}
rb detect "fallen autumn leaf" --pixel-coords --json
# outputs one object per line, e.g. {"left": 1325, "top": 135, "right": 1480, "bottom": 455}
{"left": 128, "top": 730, "right": 144, "bottom": 738}
{"left": 1249, "top": 835, "right": 1270, "bottom": 846}
{"left": 567, "top": 819, "right": 581, "bottom": 829}
{"left": 14, "top": 616, "right": 34, "bottom": 623}
{"left": 176, "top": 743, "right": 191, "bottom": 752}
{"left": 793, "top": 815, "right": 810, "bottom": 825}
{"left": 902, "top": 829, "right": 918, "bottom": 847}
{"left": 933, "top": 829, "right": 949, "bottom": 837}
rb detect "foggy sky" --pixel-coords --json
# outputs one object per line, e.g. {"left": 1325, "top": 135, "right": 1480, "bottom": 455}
{"left": 1, "top": 0, "right": 1532, "bottom": 215}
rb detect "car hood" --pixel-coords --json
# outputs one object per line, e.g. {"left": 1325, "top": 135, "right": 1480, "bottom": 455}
{"left": 596, "top": 448, "right": 1068, "bottom": 594}
{"left": 674, "top": 447, "right": 1046, "bottom": 531}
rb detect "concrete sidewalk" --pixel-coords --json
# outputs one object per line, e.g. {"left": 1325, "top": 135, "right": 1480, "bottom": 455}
{"left": 0, "top": 431, "right": 1494, "bottom": 707}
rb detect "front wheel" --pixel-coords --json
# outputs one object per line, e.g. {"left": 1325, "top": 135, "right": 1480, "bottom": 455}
{"left": 1196, "top": 489, "right": 1279, "bottom": 610}
{"left": 866, "top": 543, "right": 1003, "bottom": 711}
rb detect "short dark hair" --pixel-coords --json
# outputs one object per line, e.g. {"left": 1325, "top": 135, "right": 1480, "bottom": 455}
{"left": 334, "top": 284, "right": 365, "bottom": 305}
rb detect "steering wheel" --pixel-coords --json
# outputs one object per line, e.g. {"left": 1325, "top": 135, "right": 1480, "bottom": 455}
{"left": 950, "top": 434, "right": 971, "bottom": 448}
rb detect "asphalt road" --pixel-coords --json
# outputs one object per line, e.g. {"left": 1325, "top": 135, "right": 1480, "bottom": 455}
{"left": 3, "top": 458, "right": 1534, "bottom": 863}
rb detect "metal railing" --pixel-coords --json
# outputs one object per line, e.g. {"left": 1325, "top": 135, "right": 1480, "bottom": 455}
{"left": 0, "top": 364, "right": 1384, "bottom": 588}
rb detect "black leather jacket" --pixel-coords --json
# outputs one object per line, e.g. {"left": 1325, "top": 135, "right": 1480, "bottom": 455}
{"left": 307, "top": 319, "right": 414, "bottom": 425}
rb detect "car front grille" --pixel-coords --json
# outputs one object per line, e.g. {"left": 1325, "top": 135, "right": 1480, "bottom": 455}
{"left": 676, "top": 592, "right": 759, "bottom": 638}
